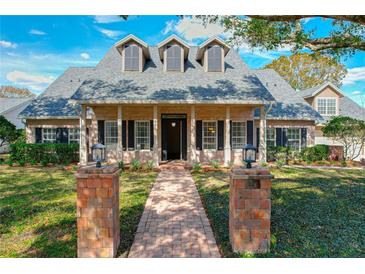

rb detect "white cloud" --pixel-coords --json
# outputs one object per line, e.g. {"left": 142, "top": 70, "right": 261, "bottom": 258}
{"left": 29, "top": 29, "right": 47, "bottom": 35}
{"left": 163, "top": 17, "right": 227, "bottom": 41}
{"left": 343, "top": 67, "right": 365, "bottom": 85}
{"left": 0, "top": 40, "right": 17, "bottom": 48}
{"left": 352, "top": 90, "right": 362, "bottom": 95}
{"left": 80, "top": 52, "right": 90, "bottom": 60}
{"left": 6, "top": 70, "right": 54, "bottom": 91}
{"left": 94, "top": 16, "right": 122, "bottom": 24}
{"left": 96, "top": 27, "right": 124, "bottom": 39}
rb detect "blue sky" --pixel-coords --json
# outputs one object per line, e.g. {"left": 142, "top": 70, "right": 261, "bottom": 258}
{"left": 0, "top": 15, "right": 364, "bottom": 105}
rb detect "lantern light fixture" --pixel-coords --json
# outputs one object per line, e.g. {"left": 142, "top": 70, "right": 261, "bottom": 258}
{"left": 91, "top": 143, "right": 106, "bottom": 168}
{"left": 243, "top": 144, "right": 256, "bottom": 169}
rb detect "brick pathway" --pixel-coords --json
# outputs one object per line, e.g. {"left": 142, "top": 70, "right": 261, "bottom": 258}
{"left": 128, "top": 170, "right": 220, "bottom": 258}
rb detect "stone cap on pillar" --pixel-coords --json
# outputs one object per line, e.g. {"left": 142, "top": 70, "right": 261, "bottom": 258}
{"left": 76, "top": 165, "right": 120, "bottom": 178}
{"left": 230, "top": 167, "right": 274, "bottom": 180}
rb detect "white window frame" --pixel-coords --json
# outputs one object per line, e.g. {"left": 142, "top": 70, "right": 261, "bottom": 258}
{"left": 231, "top": 121, "right": 246, "bottom": 150}
{"left": 42, "top": 128, "right": 57, "bottom": 143}
{"left": 316, "top": 97, "right": 337, "bottom": 116}
{"left": 69, "top": 128, "right": 80, "bottom": 144}
{"left": 135, "top": 120, "right": 150, "bottom": 151}
{"left": 105, "top": 120, "right": 118, "bottom": 145}
{"left": 202, "top": 120, "right": 217, "bottom": 150}
{"left": 286, "top": 128, "right": 301, "bottom": 150}
{"left": 124, "top": 44, "right": 140, "bottom": 71}
{"left": 266, "top": 127, "right": 276, "bottom": 148}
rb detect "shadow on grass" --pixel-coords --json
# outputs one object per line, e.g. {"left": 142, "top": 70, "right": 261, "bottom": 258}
{"left": 193, "top": 169, "right": 365, "bottom": 258}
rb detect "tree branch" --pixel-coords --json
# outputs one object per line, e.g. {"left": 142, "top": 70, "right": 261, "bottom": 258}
{"left": 248, "top": 15, "right": 365, "bottom": 25}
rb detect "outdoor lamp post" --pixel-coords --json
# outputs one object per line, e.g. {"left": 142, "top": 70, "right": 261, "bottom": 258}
{"left": 92, "top": 143, "right": 106, "bottom": 168}
{"left": 243, "top": 144, "right": 256, "bottom": 169}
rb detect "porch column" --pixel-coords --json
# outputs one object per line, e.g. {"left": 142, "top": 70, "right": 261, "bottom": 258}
{"left": 79, "top": 105, "right": 87, "bottom": 165}
{"left": 259, "top": 106, "right": 267, "bottom": 162}
{"left": 224, "top": 106, "right": 231, "bottom": 166}
{"left": 153, "top": 105, "right": 159, "bottom": 166}
{"left": 117, "top": 105, "right": 123, "bottom": 162}
{"left": 190, "top": 105, "right": 196, "bottom": 163}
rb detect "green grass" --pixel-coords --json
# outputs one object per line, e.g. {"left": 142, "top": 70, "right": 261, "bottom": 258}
{"left": 192, "top": 167, "right": 365, "bottom": 258}
{"left": 0, "top": 165, "right": 157, "bottom": 257}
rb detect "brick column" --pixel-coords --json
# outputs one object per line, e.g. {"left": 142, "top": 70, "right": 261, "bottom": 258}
{"left": 229, "top": 167, "right": 273, "bottom": 253}
{"left": 76, "top": 165, "right": 120, "bottom": 258}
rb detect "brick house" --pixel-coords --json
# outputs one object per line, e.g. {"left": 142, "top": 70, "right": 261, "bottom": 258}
{"left": 19, "top": 34, "right": 328, "bottom": 166}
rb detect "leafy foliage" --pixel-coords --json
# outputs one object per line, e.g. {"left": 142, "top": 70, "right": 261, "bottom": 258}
{"left": 322, "top": 116, "right": 365, "bottom": 160}
{"left": 9, "top": 143, "right": 79, "bottom": 165}
{"left": 192, "top": 161, "right": 202, "bottom": 172}
{"left": 0, "top": 115, "right": 19, "bottom": 147}
{"left": 0, "top": 85, "right": 35, "bottom": 98}
{"left": 265, "top": 53, "right": 347, "bottom": 90}
{"left": 210, "top": 159, "right": 220, "bottom": 169}
{"left": 300, "top": 145, "right": 330, "bottom": 162}
{"left": 193, "top": 167, "right": 365, "bottom": 257}
{"left": 130, "top": 159, "right": 142, "bottom": 171}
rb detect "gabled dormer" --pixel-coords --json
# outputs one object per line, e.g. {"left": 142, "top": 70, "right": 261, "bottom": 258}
{"left": 196, "top": 37, "right": 230, "bottom": 72}
{"left": 115, "top": 34, "right": 150, "bottom": 72}
{"left": 157, "top": 35, "right": 190, "bottom": 72}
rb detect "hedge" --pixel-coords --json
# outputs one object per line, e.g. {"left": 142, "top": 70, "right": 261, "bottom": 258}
{"left": 300, "top": 145, "right": 329, "bottom": 162}
{"left": 10, "top": 143, "right": 79, "bottom": 165}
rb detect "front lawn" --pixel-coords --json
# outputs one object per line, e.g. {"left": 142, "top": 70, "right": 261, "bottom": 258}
{"left": 0, "top": 165, "right": 157, "bottom": 257}
{"left": 192, "top": 167, "right": 365, "bottom": 257}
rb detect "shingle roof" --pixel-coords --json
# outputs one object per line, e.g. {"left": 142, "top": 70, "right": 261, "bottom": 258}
{"left": 71, "top": 46, "right": 275, "bottom": 104}
{"left": 301, "top": 82, "right": 344, "bottom": 98}
{"left": 19, "top": 67, "right": 94, "bottom": 118}
{"left": 254, "top": 69, "right": 323, "bottom": 122}
{"left": 0, "top": 98, "right": 32, "bottom": 114}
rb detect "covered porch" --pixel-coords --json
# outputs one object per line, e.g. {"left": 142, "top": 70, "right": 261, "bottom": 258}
{"left": 79, "top": 103, "right": 268, "bottom": 166}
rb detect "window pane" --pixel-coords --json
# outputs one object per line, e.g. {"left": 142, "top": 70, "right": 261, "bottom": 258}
{"left": 207, "top": 45, "right": 222, "bottom": 72}
{"left": 124, "top": 44, "right": 139, "bottom": 71}
{"left": 166, "top": 45, "right": 181, "bottom": 71}
{"left": 135, "top": 121, "right": 150, "bottom": 150}
{"left": 203, "top": 121, "right": 217, "bottom": 149}
{"left": 105, "top": 121, "right": 118, "bottom": 145}
{"left": 266, "top": 128, "right": 276, "bottom": 148}
{"left": 69, "top": 128, "right": 80, "bottom": 144}
{"left": 327, "top": 98, "right": 336, "bottom": 115}
{"left": 317, "top": 98, "right": 327, "bottom": 115}
{"left": 43, "top": 128, "right": 56, "bottom": 143}
{"left": 287, "top": 128, "right": 300, "bottom": 150}
{"left": 232, "top": 122, "right": 246, "bottom": 149}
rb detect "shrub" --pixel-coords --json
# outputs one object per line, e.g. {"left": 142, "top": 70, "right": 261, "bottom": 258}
{"left": 118, "top": 161, "right": 125, "bottom": 171}
{"left": 276, "top": 152, "right": 286, "bottom": 168}
{"left": 6, "top": 160, "right": 14, "bottom": 167}
{"left": 227, "top": 160, "right": 234, "bottom": 169}
{"left": 9, "top": 143, "right": 79, "bottom": 165}
{"left": 18, "top": 160, "right": 26, "bottom": 167}
{"left": 40, "top": 159, "right": 49, "bottom": 167}
{"left": 210, "top": 159, "right": 220, "bottom": 169}
{"left": 0, "top": 158, "right": 4, "bottom": 165}
{"left": 300, "top": 145, "right": 329, "bottom": 162}
{"left": 192, "top": 161, "right": 201, "bottom": 172}
{"left": 130, "top": 159, "right": 141, "bottom": 171}
{"left": 143, "top": 160, "right": 154, "bottom": 171}
{"left": 30, "top": 159, "right": 37, "bottom": 166}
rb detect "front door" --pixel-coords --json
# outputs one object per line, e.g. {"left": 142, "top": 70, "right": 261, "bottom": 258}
{"left": 161, "top": 114, "right": 187, "bottom": 161}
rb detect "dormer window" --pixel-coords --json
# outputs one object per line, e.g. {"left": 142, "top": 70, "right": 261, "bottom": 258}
{"left": 207, "top": 45, "right": 223, "bottom": 72}
{"left": 166, "top": 45, "right": 182, "bottom": 71}
{"left": 196, "top": 37, "right": 230, "bottom": 73}
{"left": 316, "top": 98, "right": 337, "bottom": 116}
{"left": 124, "top": 44, "right": 140, "bottom": 71}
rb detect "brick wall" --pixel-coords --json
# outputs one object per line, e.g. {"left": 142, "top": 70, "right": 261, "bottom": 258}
{"left": 76, "top": 165, "right": 120, "bottom": 258}
{"left": 229, "top": 168, "right": 273, "bottom": 253}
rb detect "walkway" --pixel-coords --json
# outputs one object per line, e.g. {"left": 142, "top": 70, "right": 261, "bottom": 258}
{"left": 128, "top": 169, "right": 220, "bottom": 258}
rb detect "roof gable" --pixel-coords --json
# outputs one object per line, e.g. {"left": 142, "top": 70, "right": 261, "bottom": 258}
{"left": 302, "top": 82, "right": 344, "bottom": 99}
{"left": 196, "top": 36, "right": 230, "bottom": 60}
{"left": 157, "top": 34, "right": 190, "bottom": 60}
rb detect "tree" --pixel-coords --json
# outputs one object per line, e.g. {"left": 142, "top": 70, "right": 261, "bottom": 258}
{"left": 322, "top": 116, "right": 365, "bottom": 160}
{"left": 0, "top": 115, "right": 19, "bottom": 147}
{"left": 197, "top": 15, "right": 365, "bottom": 58}
{"left": 264, "top": 53, "right": 347, "bottom": 90}
{"left": 0, "top": 86, "right": 35, "bottom": 98}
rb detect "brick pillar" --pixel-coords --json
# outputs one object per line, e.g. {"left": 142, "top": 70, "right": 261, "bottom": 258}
{"left": 229, "top": 167, "right": 273, "bottom": 253}
{"left": 76, "top": 165, "right": 120, "bottom": 258}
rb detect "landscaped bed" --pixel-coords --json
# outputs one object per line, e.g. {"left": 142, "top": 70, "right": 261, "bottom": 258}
{"left": 192, "top": 167, "right": 365, "bottom": 257}
{"left": 0, "top": 165, "right": 157, "bottom": 257}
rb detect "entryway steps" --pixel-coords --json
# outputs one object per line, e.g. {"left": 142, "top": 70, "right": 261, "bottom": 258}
{"left": 128, "top": 169, "right": 220, "bottom": 258}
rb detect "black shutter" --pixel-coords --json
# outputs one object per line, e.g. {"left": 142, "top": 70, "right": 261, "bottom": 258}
{"left": 217, "top": 120, "right": 224, "bottom": 150}
{"left": 301, "top": 128, "right": 307, "bottom": 148}
{"left": 247, "top": 120, "right": 253, "bottom": 145}
{"left": 230, "top": 120, "right": 232, "bottom": 147}
{"left": 128, "top": 120, "right": 134, "bottom": 150}
{"left": 196, "top": 120, "right": 202, "bottom": 150}
{"left": 150, "top": 120, "right": 154, "bottom": 151}
{"left": 97, "top": 120, "right": 105, "bottom": 145}
{"left": 182, "top": 119, "right": 187, "bottom": 160}
{"left": 35, "top": 128, "right": 42, "bottom": 143}
{"left": 162, "top": 119, "right": 168, "bottom": 160}
{"left": 276, "top": 128, "right": 282, "bottom": 147}
{"left": 282, "top": 128, "right": 288, "bottom": 147}
{"left": 122, "top": 120, "right": 126, "bottom": 151}
{"left": 256, "top": 128, "right": 260, "bottom": 152}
